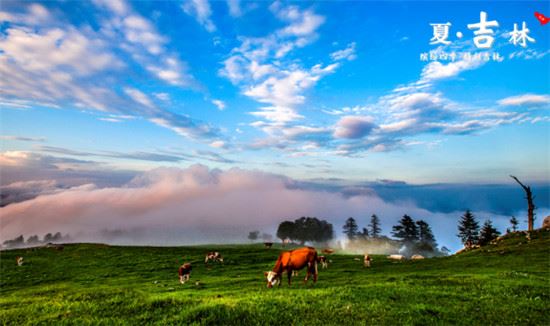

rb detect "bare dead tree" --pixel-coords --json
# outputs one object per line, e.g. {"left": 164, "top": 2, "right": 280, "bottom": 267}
{"left": 510, "top": 175, "right": 536, "bottom": 231}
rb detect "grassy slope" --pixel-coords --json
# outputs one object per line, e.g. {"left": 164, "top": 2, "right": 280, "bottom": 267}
{"left": 1, "top": 230, "right": 549, "bottom": 325}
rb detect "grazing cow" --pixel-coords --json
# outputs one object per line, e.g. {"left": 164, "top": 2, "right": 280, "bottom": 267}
{"left": 411, "top": 254, "right": 425, "bottom": 260}
{"left": 318, "top": 255, "right": 328, "bottom": 269}
{"left": 264, "top": 247, "right": 318, "bottom": 288}
{"left": 16, "top": 256, "right": 24, "bottom": 266}
{"left": 364, "top": 254, "right": 371, "bottom": 268}
{"left": 388, "top": 254, "right": 405, "bottom": 261}
{"left": 205, "top": 251, "right": 223, "bottom": 264}
{"left": 178, "top": 263, "right": 192, "bottom": 284}
{"left": 264, "top": 242, "right": 273, "bottom": 249}
{"left": 322, "top": 248, "right": 335, "bottom": 255}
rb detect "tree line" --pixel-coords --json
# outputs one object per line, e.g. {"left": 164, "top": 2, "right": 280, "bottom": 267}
{"left": 457, "top": 210, "right": 502, "bottom": 248}
{"left": 2, "top": 232, "right": 70, "bottom": 249}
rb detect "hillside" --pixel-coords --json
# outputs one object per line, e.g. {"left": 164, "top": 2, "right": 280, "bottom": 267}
{"left": 1, "top": 229, "right": 549, "bottom": 325}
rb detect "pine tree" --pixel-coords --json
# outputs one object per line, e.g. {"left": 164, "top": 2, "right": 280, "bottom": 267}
{"left": 342, "top": 217, "right": 359, "bottom": 240}
{"left": 392, "top": 215, "right": 419, "bottom": 243}
{"left": 416, "top": 220, "right": 437, "bottom": 251}
{"left": 369, "top": 214, "right": 382, "bottom": 237}
{"left": 478, "top": 220, "right": 501, "bottom": 246}
{"left": 457, "top": 210, "right": 480, "bottom": 247}
{"left": 359, "top": 227, "right": 370, "bottom": 239}
{"left": 509, "top": 216, "right": 519, "bottom": 232}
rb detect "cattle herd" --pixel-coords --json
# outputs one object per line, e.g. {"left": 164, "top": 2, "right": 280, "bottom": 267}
{"left": 13, "top": 245, "right": 424, "bottom": 287}
{"left": 176, "top": 247, "right": 425, "bottom": 288}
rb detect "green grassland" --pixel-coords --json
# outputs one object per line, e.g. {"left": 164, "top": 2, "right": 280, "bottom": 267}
{"left": 1, "top": 230, "right": 549, "bottom": 325}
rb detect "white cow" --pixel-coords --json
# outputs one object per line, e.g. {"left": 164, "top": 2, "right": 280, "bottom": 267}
{"left": 388, "top": 254, "right": 405, "bottom": 261}
{"left": 411, "top": 254, "right": 425, "bottom": 260}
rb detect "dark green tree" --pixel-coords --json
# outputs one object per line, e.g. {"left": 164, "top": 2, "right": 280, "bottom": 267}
{"left": 342, "top": 217, "right": 359, "bottom": 240}
{"left": 416, "top": 220, "right": 437, "bottom": 252}
{"left": 369, "top": 214, "right": 382, "bottom": 237}
{"left": 276, "top": 221, "right": 295, "bottom": 242}
{"left": 52, "top": 232, "right": 62, "bottom": 242}
{"left": 27, "top": 235, "right": 40, "bottom": 245}
{"left": 294, "top": 217, "right": 333, "bottom": 244}
{"left": 3, "top": 235, "right": 24, "bottom": 248}
{"left": 478, "top": 220, "right": 501, "bottom": 246}
{"left": 392, "top": 215, "right": 419, "bottom": 243}
{"left": 44, "top": 233, "right": 53, "bottom": 242}
{"left": 359, "top": 227, "right": 369, "bottom": 239}
{"left": 417, "top": 220, "right": 436, "bottom": 245}
{"left": 276, "top": 217, "right": 333, "bottom": 245}
{"left": 248, "top": 230, "right": 259, "bottom": 242}
{"left": 509, "top": 216, "right": 519, "bottom": 232}
{"left": 457, "top": 210, "right": 480, "bottom": 247}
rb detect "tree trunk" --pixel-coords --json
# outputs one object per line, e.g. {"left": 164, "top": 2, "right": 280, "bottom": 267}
{"left": 510, "top": 175, "right": 535, "bottom": 231}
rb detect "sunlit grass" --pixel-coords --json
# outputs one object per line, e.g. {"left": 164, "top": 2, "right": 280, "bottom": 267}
{"left": 1, "top": 230, "right": 549, "bottom": 325}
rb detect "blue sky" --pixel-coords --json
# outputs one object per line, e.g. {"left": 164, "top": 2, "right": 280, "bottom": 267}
{"left": 0, "top": 1, "right": 549, "bottom": 246}
{"left": 1, "top": 0, "right": 549, "bottom": 182}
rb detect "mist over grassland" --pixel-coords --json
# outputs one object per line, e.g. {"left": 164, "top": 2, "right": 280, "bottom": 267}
{"left": 1, "top": 165, "right": 548, "bottom": 251}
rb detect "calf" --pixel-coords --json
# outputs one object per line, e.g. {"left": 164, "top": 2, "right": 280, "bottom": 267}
{"left": 322, "top": 248, "right": 335, "bottom": 255}
{"left": 364, "top": 254, "right": 371, "bottom": 268}
{"left": 411, "top": 254, "right": 425, "bottom": 260}
{"left": 318, "top": 255, "right": 328, "bottom": 269}
{"left": 178, "top": 263, "right": 192, "bottom": 284}
{"left": 205, "top": 251, "right": 224, "bottom": 264}
{"left": 16, "top": 256, "right": 24, "bottom": 266}
{"left": 388, "top": 254, "right": 405, "bottom": 261}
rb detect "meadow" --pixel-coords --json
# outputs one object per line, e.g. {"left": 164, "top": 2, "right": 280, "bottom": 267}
{"left": 1, "top": 229, "right": 549, "bottom": 325}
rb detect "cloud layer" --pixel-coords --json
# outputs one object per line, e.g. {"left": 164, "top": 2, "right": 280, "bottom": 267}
{"left": 2, "top": 165, "right": 545, "bottom": 250}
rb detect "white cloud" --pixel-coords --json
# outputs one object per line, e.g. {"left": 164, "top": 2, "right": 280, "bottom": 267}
{"left": 508, "top": 49, "right": 550, "bottom": 60}
{"left": 122, "top": 15, "right": 166, "bottom": 55}
{"left": 94, "top": 0, "right": 194, "bottom": 87}
{"left": 0, "top": 26, "right": 120, "bottom": 77}
{"left": 419, "top": 55, "right": 484, "bottom": 83}
{"left": 210, "top": 140, "right": 226, "bottom": 148}
{"left": 0, "top": 135, "right": 45, "bottom": 142}
{"left": 92, "top": 0, "right": 129, "bottom": 16}
{"left": 333, "top": 116, "right": 377, "bottom": 139}
{"left": 226, "top": 0, "right": 241, "bottom": 17}
{"left": 272, "top": 3, "right": 325, "bottom": 39}
{"left": 498, "top": 94, "right": 550, "bottom": 107}
{"left": 0, "top": 26, "right": 121, "bottom": 112}
{"left": 153, "top": 93, "right": 170, "bottom": 102}
{"left": 182, "top": 0, "right": 216, "bottom": 32}
{"left": 123, "top": 88, "right": 155, "bottom": 109}
{"left": 212, "top": 99, "right": 226, "bottom": 110}
{"left": 146, "top": 57, "right": 191, "bottom": 87}
{"left": 330, "top": 42, "right": 357, "bottom": 61}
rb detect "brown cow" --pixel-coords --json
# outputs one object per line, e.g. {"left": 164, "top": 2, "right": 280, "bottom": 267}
{"left": 318, "top": 255, "right": 328, "bottom": 269}
{"left": 178, "top": 263, "right": 192, "bottom": 284}
{"left": 205, "top": 251, "right": 223, "bottom": 263}
{"left": 264, "top": 242, "right": 273, "bottom": 248}
{"left": 264, "top": 247, "right": 318, "bottom": 288}
{"left": 16, "top": 256, "right": 24, "bottom": 266}
{"left": 364, "top": 254, "right": 371, "bottom": 268}
{"left": 322, "top": 248, "right": 334, "bottom": 255}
